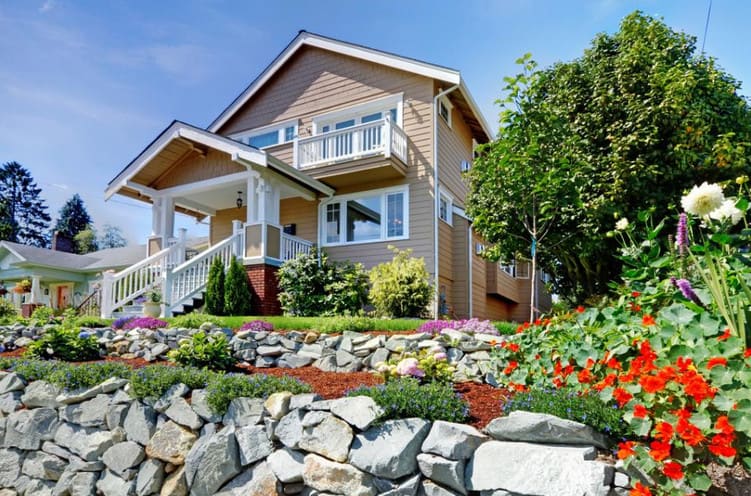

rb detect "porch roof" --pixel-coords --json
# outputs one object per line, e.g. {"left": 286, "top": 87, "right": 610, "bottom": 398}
{"left": 105, "top": 121, "right": 334, "bottom": 218}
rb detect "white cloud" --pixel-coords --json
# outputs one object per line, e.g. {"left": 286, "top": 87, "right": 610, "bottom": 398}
{"left": 38, "top": 0, "right": 55, "bottom": 14}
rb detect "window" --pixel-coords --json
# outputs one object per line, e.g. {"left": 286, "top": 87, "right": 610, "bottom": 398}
{"left": 321, "top": 186, "right": 408, "bottom": 246}
{"left": 312, "top": 94, "right": 403, "bottom": 134}
{"left": 232, "top": 120, "right": 298, "bottom": 149}
{"left": 460, "top": 160, "right": 471, "bottom": 173}
{"left": 438, "top": 189, "right": 453, "bottom": 225}
{"left": 437, "top": 96, "right": 452, "bottom": 127}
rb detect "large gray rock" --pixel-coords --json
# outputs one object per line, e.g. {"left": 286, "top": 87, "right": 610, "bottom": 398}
{"left": 96, "top": 469, "right": 136, "bottom": 496}
{"left": 53, "top": 422, "right": 117, "bottom": 461}
{"left": 302, "top": 454, "right": 375, "bottom": 496}
{"left": 20, "top": 381, "right": 61, "bottom": 408}
{"left": 0, "top": 448, "right": 23, "bottom": 487}
{"left": 235, "top": 425, "right": 274, "bottom": 466}
{"left": 465, "top": 441, "right": 614, "bottom": 495}
{"left": 0, "top": 373, "right": 24, "bottom": 395}
{"left": 4, "top": 407, "right": 58, "bottom": 450}
{"left": 145, "top": 421, "right": 196, "bottom": 465}
{"left": 348, "top": 418, "right": 431, "bottom": 479}
{"left": 106, "top": 403, "right": 129, "bottom": 430}
{"left": 223, "top": 397, "right": 264, "bottom": 427}
{"left": 60, "top": 393, "right": 110, "bottom": 427}
{"left": 416, "top": 453, "right": 465, "bottom": 495}
{"left": 135, "top": 459, "right": 165, "bottom": 496}
{"left": 164, "top": 397, "right": 203, "bottom": 430}
{"left": 0, "top": 391, "right": 21, "bottom": 414}
{"left": 276, "top": 408, "right": 305, "bottom": 449}
{"left": 421, "top": 421, "right": 487, "bottom": 460}
{"left": 379, "top": 473, "right": 421, "bottom": 496}
{"left": 123, "top": 401, "right": 156, "bottom": 446}
{"left": 484, "top": 411, "right": 610, "bottom": 449}
{"left": 153, "top": 383, "right": 190, "bottom": 413}
{"left": 215, "top": 461, "right": 278, "bottom": 496}
{"left": 420, "top": 480, "right": 463, "bottom": 496}
{"left": 190, "top": 389, "right": 222, "bottom": 423}
{"left": 54, "top": 469, "right": 98, "bottom": 496}
{"left": 266, "top": 448, "right": 305, "bottom": 483}
{"left": 329, "top": 397, "right": 383, "bottom": 431}
{"left": 102, "top": 441, "right": 145, "bottom": 476}
{"left": 298, "top": 412, "right": 353, "bottom": 463}
{"left": 56, "top": 377, "right": 128, "bottom": 404}
{"left": 21, "top": 451, "right": 66, "bottom": 481}
{"left": 190, "top": 426, "right": 242, "bottom": 496}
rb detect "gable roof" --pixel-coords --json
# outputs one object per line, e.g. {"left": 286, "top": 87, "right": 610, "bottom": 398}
{"left": 207, "top": 31, "right": 493, "bottom": 140}
{"left": 0, "top": 241, "right": 145, "bottom": 273}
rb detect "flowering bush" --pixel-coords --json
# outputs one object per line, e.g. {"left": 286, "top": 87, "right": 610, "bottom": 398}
{"left": 167, "top": 332, "right": 234, "bottom": 370}
{"left": 375, "top": 347, "right": 455, "bottom": 383}
{"left": 112, "top": 315, "right": 136, "bottom": 330}
{"left": 24, "top": 326, "right": 101, "bottom": 361}
{"left": 122, "top": 317, "right": 168, "bottom": 330}
{"left": 418, "top": 318, "right": 499, "bottom": 336}
{"left": 238, "top": 320, "right": 274, "bottom": 333}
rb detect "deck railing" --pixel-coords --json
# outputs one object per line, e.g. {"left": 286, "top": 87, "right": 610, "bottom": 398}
{"left": 281, "top": 232, "right": 313, "bottom": 261}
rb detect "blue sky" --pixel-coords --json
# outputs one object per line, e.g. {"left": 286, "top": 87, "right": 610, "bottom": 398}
{"left": 1, "top": 0, "right": 749, "bottom": 245}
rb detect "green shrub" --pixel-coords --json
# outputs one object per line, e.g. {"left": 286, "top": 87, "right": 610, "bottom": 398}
{"left": 24, "top": 327, "right": 101, "bottom": 361}
{"left": 0, "top": 357, "right": 18, "bottom": 370}
{"left": 318, "top": 316, "right": 375, "bottom": 333}
{"left": 369, "top": 246, "right": 432, "bottom": 318}
{"left": 129, "top": 364, "right": 214, "bottom": 400}
{"left": 167, "top": 332, "right": 234, "bottom": 370}
{"left": 205, "top": 373, "right": 312, "bottom": 414}
{"left": 224, "top": 256, "right": 252, "bottom": 316}
{"left": 376, "top": 348, "right": 455, "bottom": 383}
{"left": 58, "top": 308, "right": 78, "bottom": 330}
{"left": 0, "top": 298, "right": 18, "bottom": 323}
{"left": 206, "top": 257, "right": 226, "bottom": 316}
{"left": 278, "top": 248, "right": 368, "bottom": 317}
{"left": 30, "top": 306, "right": 56, "bottom": 326}
{"left": 348, "top": 378, "right": 469, "bottom": 423}
{"left": 10, "top": 359, "right": 58, "bottom": 382}
{"left": 169, "top": 313, "right": 222, "bottom": 329}
{"left": 501, "top": 386, "right": 628, "bottom": 440}
{"left": 74, "top": 316, "right": 111, "bottom": 328}
{"left": 49, "top": 362, "right": 131, "bottom": 390}
{"left": 493, "top": 321, "right": 519, "bottom": 335}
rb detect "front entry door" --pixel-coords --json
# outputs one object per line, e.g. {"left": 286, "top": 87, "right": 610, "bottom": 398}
{"left": 56, "top": 285, "right": 71, "bottom": 309}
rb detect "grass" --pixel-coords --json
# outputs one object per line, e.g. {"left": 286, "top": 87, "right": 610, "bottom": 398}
{"left": 166, "top": 315, "right": 428, "bottom": 332}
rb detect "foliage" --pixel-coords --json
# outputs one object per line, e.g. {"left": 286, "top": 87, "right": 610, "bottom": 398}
{"left": 369, "top": 246, "right": 432, "bottom": 318}
{"left": 467, "top": 12, "right": 751, "bottom": 303}
{"left": 0, "top": 161, "right": 51, "bottom": 247}
{"left": 317, "top": 316, "right": 375, "bottom": 334}
{"left": 112, "top": 315, "right": 136, "bottom": 330}
{"left": 98, "top": 224, "right": 127, "bottom": 249}
{"left": 493, "top": 321, "right": 520, "bottom": 336}
{"left": 205, "top": 257, "right": 225, "bottom": 316}
{"left": 169, "top": 313, "right": 222, "bottom": 329}
{"left": 129, "top": 364, "right": 214, "bottom": 400}
{"left": 278, "top": 248, "right": 369, "bottom": 316}
{"left": 501, "top": 386, "right": 629, "bottom": 440}
{"left": 167, "top": 331, "right": 234, "bottom": 370}
{"left": 238, "top": 320, "right": 273, "bottom": 333}
{"left": 30, "top": 306, "right": 56, "bottom": 326}
{"left": 24, "top": 327, "right": 101, "bottom": 361}
{"left": 348, "top": 378, "right": 469, "bottom": 423}
{"left": 74, "top": 228, "right": 98, "bottom": 254}
{"left": 417, "top": 318, "right": 499, "bottom": 336}
{"left": 205, "top": 373, "right": 312, "bottom": 415}
{"left": 224, "top": 256, "right": 252, "bottom": 316}
{"left": 48, "top": 361, "right": 131, "bottom": 390}
{"left": 74, "top": 316, "right": 111, "bottom": 328}
{"left": 145, "top": 290, "right": 161, "bottom": 303}
{"left": 0, "top": 298, "right": 17, "bottom": 323}
{"left": 375, "top": 347, "right": 455, "bottom": 383}
{"left": 54, "top": 194, "right": 92, "bottom": 240}
{"left": 122, "top": 316, "right": 168, "bottom": 330}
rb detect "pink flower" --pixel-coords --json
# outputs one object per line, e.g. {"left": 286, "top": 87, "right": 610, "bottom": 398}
{"left": 433, "top": 352, "right": 447, "bottom": 361}
{"left": 396, "top": 358, "right": 425, "bottom": 378}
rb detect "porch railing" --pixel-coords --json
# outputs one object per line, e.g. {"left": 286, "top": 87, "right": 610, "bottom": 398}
{"left": 76, "top": 288, "right": 101, "bottom": 317}
{"left": 295, "top": 118, "right": 407, "bottom": 168}
{"left": 281, "top": 232, "right": 313, "bottom": 261}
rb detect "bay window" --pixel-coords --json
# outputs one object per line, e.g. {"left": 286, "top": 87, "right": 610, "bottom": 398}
{"left": 322, "top": 186, "right": 408, "bottom": 246}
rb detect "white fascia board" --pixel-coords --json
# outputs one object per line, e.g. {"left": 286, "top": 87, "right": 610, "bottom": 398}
{"left": 152, "top": 171, "right": 252, "bottom": 198}
{"left": 452, "top": 204, "right": 471, "bottom": 221}
{"left": 459, "top": 81, "right": 495, "bottom": 141}
{"left": 208, "top": 32, "right": 461, "bottom": 133}
{"left": 173, "top": 198, "right": 216, "bottom": 217}
{"left": 0, "top": 242, "right": 26, "bottom": 263}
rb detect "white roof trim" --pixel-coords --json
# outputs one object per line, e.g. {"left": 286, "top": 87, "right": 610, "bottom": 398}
{"left": 459, "top": 81, "right": 494, "bottom": 141}
{"left": 0, "top": 242, "right": 26, "bottom": 263}
{"left": 208, "top": 31, "right": 462, "bottom": 133}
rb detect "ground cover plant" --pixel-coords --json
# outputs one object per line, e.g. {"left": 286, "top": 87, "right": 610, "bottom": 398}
{"left": 24, "top": 326, "right": 101, "bottom": 361}
{"left": 204, "top": 373, "right": 312, "bottom": 414}
{"left": 167, "top": 331, "right": 234, "bottom": 370}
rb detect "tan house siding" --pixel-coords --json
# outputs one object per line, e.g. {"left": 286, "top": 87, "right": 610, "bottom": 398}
{"left": 450, "top": 215, "right": 470, "bottom": 318}
{"left": 279, "top": 197, "right": 318, "bottom": 243}
{"left": 153, "top": 150, "right": 244, "bottom": 190}
{"left": 210, "top": 208, "right": 245, "bottom": 246}
{"left": 435, "top": 85, "right": 474, "bottom": 208}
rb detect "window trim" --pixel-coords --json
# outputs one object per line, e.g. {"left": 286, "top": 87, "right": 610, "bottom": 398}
{"left": 437, "top": 95, "right": 453, "bottom": 128}
{"left": 438, "top": 188, "right": 453, "bottom": 226}
{"left": 229, "top": 119, "right": 299, "bottom": 149}
{"left": 312, "top": 94, "right": 404, "bottom": 134}
{"left": 320, "top": 185, "right": 409, "bottom": 247}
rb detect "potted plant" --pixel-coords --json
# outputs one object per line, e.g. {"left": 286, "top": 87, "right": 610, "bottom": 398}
{"left": 142, "top": 289, "right": 163, "bottom": 318}
{"left": 13, "top": 279, "right": 31, "bottom": 294}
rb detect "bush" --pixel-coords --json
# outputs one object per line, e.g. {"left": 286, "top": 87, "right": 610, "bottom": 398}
{"left": 0, "top": 298, "right": 18, "bottom": 323}
{"left": 224, "top": 256, "right": 252, "bottom": 316}
{"left": 238, "top": 320, "right": 273, "bottom": 333}
{"left": 10, "top": 359, "right": 131, "bottom": 390}
{"left": 24, "top": 327, "right": 101, "bottom": 361}
{"left": 318, "top": 316, "right": 375, "bottom": 334}
{"left": 169, "top": 313, "right": 222, "bottom": 329}
{"left": 348, "top": 378, "right": 469, "bottom": 423}
{"left": 278, "top": 248, "right": 368, "bottom": 317}
{"left": 112, "top": 315, "right": 136, "bottom": 330}
{"left": 205, "top": 373, "right": 312, "bottom": 414}
{"left": 375, "top": 348, "right": 455, "bottom": 383}
{"left": 30, "top": 306, "right": 56, "bottom": 326}
{"left": 369, "top": 246, "right": 432, "bottom": 318}
{"left": 122, "top": 317, "right": 168, "bottom": 330}
{"left": 129, "top": 364, "right": 214, "bottom": 400}
{"left": 501, "top": 386, "right": 629, "bottom": 440}
{"left": 167, "top": 332, "right": 234, "bottom": 370}
{"left": 74, "top": 316, "right": 111, "bottom": 328}
{"left": 417, "top": 318, "right": 499, "bottom": 336}
{"left": 205, "top": 256, "right": 225, "bottom": 316}
{"left": 493, "top": 321, "right": 519, "bottom": 335}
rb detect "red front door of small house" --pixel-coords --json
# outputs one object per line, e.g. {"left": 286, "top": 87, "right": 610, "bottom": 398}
{"left": 57, "top": 286, "right": 70, "bottom": 309}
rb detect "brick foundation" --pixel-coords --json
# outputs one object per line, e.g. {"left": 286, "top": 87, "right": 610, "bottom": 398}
{"left": 244, "top": 264, "right": 282, "bottom": 316}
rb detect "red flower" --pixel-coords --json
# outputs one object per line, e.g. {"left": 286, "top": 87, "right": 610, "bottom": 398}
{"left": 629, "top": 482, "right": 652, "bottom": 496}
{"left": 707, "top": 357, "right": 728, "bottom": 369}
{"left": 576, "top": 305, "right": 585, "bottom": 313}
{"left": 503, "top": 361, "right": 518, "bottom": 375}
{"left": 577, "top": 369, "right": 593, "bottom": 384}
{"left": 585, "top": 357, "right": 596, "bottom": 369}
{"left": 503, "top": 342, "right": 520, "bottom": 353}
{"left": 745, "top": 348, "right": 751, "bottom": 358}
{"left": 631, "top": 291, "right": 641, "bottom": 298}
{"left": 534, "top": 318, "right": 542, "bottom": 326}
{"left": 613, "top": 387, "right": 633, "bottom": 407}
{"left": 676, "top": 418, "right": 705, "bottom": 446}
{"left": 683, "top": 374, "right": 716, "bottom": 403}
{"left": 633, "top": 404, "right": 649, "bottom": 418}
{"left": 617, "top": 441, "right": 636, "bottom": 460}
{"left": 662, "top": 461, "right": 684, "bottom": 480}
{"left": 671, "top": 408, "right": 693, "bottom": 421}
{"left": 715, "top": 416, "right": 735, "bottom": 435}
{"left": 648, "top": 441, "right": 671, "bottom": 461}
{"left": 708, "top": 433, "right": 736, "bottom": 458}
{"left": 639, "top": 374, "right": 667, "bottom": 393}
{"left": 642, "top": 314, "right": 656, "bottom": 326}
{"left": 593, "top": 373, "right": 617, "bottom": 392}
{"left": 639, "top": 340, "right": 657, "bottom": 363}
{"left": 653, "top": 421, "right": 674, "bottom": 442}
{"left": 718, "top": 328, "right": 732, "bottom": 341}
{"left": 606, "top": 357, "right": 622, "bottom": 370}
{"left": 515, "top": 325, "right": 525, "bottom": 334}
{"left": 629, "top": 302, "right": 641, "bottom": 312}
{"left": 676, "top": 356, "right": 693, "bottom": 372}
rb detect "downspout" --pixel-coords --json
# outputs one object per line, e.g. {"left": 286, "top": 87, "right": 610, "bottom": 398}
{"left": 432, "top": 85, "right": 459, "bottom": 319}
{"left": 468, "top": 222, "right": 473, "bottom": 318}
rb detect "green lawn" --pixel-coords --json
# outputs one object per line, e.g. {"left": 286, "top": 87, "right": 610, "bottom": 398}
{"left": 166, "top": 314, "right": 428, "bottom": 332}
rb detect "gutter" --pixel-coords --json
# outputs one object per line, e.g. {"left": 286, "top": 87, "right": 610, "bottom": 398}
{"left": 432, "top": 85, "right": 459, "bottom": 319}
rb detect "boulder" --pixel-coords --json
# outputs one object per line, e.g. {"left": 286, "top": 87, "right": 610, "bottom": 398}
{"left": 96, "top": 469, "right": 136, "bottom": 496}
{"left": 0, "top": 448, "right": 23, "bottom": 487}
{"left": 235, "top": 425, "right": 274, "bottom": 466}
{"left": 416, "top": 453, "right": 465, "bottom": 494}
{"left": 102, "top": 441, "right": 145, "bottom": 476}
{"left": 302, "top": 453, "right": 375, "bottom": 496}
{"left": 164, "top": 397, "right": 203, "bottom": 430}
{"left": 348, "top": 418, "right": 431, "bottom": 479}
{"left": 3, "top": 407, "right": 58, "bottom": 450}
{"left": 53, "top": 422, "right": 116, "bottom": 461}
{"left": 145, "top": 421, "right": 197, "bottom": 465}
{"left": 135, "top": 459, "right": 165, "bottom": 496}
{"left": 276, "top": 408, "right": 305, "bottom": 449}
{"left": 420, "top": 480, "right": 463, "bottom": 496}
{"left": 223, "top": 397, "right": 265, "bottom": 427}
{"left": 60, "top": 393, "right": 110, "bottom": 427}
{"left": 421, "top": 421, "right": 487, "bottom": 460}
{"left": 190, "top": 389, "right": 222, "bottom": 423}
{"left": 278, "top": 354, "right": 314, "bottom": 369}
{"left": 329, "top": 396, "right": 383, "bottom": 431}
{"left": 190, "top": 426, "right": 242, "bottom": 496}
{"left": 264, "top": 391, "right": 292, "bottom": 420}
{"left": 0, "top": 373, "right": 24, "bottom": 395}
{"left": 378, "top": 473, "right": 421, "bottom": 496}
{"left": 0, "top": 392, "right": 21, "bottom": 414}
{"left": 21, "top": 451, "right": 66, "bottom": 481}
{"left": 56, "top": 377, "right": 128, "bottom": 404}
{"left": 215, "top": 461, "right": 278, "bottom": 496}
{"left": 160, "top": 466, "right": 187, "bottom": 496}
{"left": 123, "top": 402, "right": 156, "bottom": 446}
{"left": 484, "top": 411, "right": 610, "bottom": 449}
{"left": 106, "top": 403, "right": 130, "bottom": 430}
{"left": 298, "top": 412, "right": 353, "bottom": 462}
{"left": 20, "top": 381, "right": 61, "bottom": 408}
{"left": 266, "top": 448, "right": 305, "bottom": 483}
{"left": 153, "top": 383, "right": 190, "bottom": 413}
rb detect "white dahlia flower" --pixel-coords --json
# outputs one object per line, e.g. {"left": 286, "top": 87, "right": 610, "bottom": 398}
{"left": 615, "top": 218, "right": 629, "bottom": 231}
{"left": 681, "top": 182, "right": 725, "bottom": 217}
{"left": 709, "top": 199, "right": 743, "bottom": 225}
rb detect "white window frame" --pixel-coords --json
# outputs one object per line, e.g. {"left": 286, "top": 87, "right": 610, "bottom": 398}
{"left": 320, "top": 185, "right": 409, "bottom": 247}
{"left": 311, "top": 94, "right": 404, "bottom": 134}
{"left": 437, "top": 95, "right": 453, "bottom": 128}
{"left": 438, "top": 188, "right": 453, "bottom": 226}
{"left": 230, "top": 119, "right": 299, "bottom": 149}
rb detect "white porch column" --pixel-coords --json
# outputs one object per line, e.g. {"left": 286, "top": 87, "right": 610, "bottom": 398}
{"left": 29, "top": 276, "right": 41, "bottom": 305}
{"left": 255, "top": 176, "right": 280, "bottom": 224}
{"left": 246, "top": 175, "right": 258, "bottom": 224}
{"left": 256, "top": 177, "right": 267, "bottom": 224}
{"left": 161, "top": 196, "right": 175, "bottom": 241}
{"left": 151, "top": 197, "right": 163, "bottom": 236}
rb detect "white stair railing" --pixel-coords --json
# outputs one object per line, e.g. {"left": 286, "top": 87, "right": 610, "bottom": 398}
{"left": 280, "top": 232, "right": 313, "bottom": 261}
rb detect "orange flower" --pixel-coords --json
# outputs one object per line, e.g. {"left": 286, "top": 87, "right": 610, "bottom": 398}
{"left": 593, "top": 373, "right": 617, "bottom": 392}
{"left": 715, "top": 416, "right": 735, "bottom": 435}
{"left": 631, "top": 291, "right": 641, "bottom": 298}
{"left": 489, "top": 339, "right": 497, "bottom": 347}
{"left": 642, "top": 314, "right": 656, "bottom": 326}
{"left": 633, "top": 404, "right": 649, "bottom": 418}
{"left": 648, "top": 441, "right": 671, "bottom": 461}
{"left": 662, "top": 461, "right": 684, "bottom": 480}
{"left": 718, "top": 328, "right": 732, "bottom": 341}
{"left": 503, "top": 342, "right": 520, "bottom": 353}
{"left": 745, "top": 348, "right": 751, "bottom": 358}
{"left": 617, "top": 441, "right": 636, "bottom": 460}
{"left": 683, "top": 374, "right": 715, "bottom": 403}
{"left": 653, "top": 421, "right": 674, "bottom": 443}
{"left": 639, "top": 374, "right": 667, "bottom": 393}
{"left": 676, "top": 356, "right": 693, "bottom": 372}
{"left": 613, "top": 387, "right": 633, "bottom": 407}
{"left": 606, "top": 357, "right": 622, "bottom": 370}
{"left": 503, "top": 361, "right": 518, "bottom": 375}
{"left": 515, "top": 325, "right": 525, "bottom": 334}
{"left": 708, "top": 433, "right": 736, "bottom": 458}
{"left": 707, "top": 357, "right": 728, "bottom": 369}
{"left": 576, "top": 305, "right": 585, "bottom": 313}
{"left": 671, "top": 407, "right": 693, "bottom": 421}
{"left": 577, "top": 369, "right": 593, "bottom": 384}
{"left": 676, "top": 418, "right": 705, "bottom": 446}
{"left": 629, "top": 482, "right": 652, "bottom": 496}
{"left": 585, "top": 357, "right": 596, "bottom": 369}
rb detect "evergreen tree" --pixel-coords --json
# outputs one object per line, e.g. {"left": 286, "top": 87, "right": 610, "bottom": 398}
{"left": 54, "top": 194, "right": 92, "bottom": 239}
{"left": 98, "top": 224, "right": 127, "bottom": 249}
{"left": 74, "top": 227, "right": 98, "bottom": 254}
{"left": 224, "top": 256, "right": 252, "bottom": 316}
{"left": 205, "top": 257, "right": 226, "bottom": 315}
{"left": 0, "top": 161, "right": 51, "bottom": 247}
{"left": 0, "top": 200, "right": 10, "bottom": 241}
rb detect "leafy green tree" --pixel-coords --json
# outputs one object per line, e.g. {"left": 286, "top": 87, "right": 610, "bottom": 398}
{"left": 74, "top": 227, "right": 98, "bottom": 254}
{"left": 224, "top": 256, "right": 252, "bottom": 316}
{"left": 467, "top": 11, "right": 751, "bottom": 302}
{"left": 98, "top": 224, "right": 127, "bottom": 249}
{"left": 205, "top": 257, "right": 225, "bottom": 316}
{"left": 0, "top": 161, "right": 51, "bottom": 247}
{"left": 369, "top": 246, "right": 432, "bottom": 318}
{"left": 54, "top": 194, "right": 92, "bottom": 240}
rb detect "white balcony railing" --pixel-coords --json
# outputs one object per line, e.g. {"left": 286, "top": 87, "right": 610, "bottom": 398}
{"left": 294, "top": 118, "right": 407, "bottom": 169}
{"left": 281, "top": 232, "right": 313, "bottom": 261}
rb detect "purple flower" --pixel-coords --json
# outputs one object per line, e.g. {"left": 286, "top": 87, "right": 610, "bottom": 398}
{"left": 239, "top": 320, "right": 274, "bottom": 332}
{"left": 677, "top": 213, "right": 688, "bottom": 254}
{"left": 676, "top": 278, "right": 703, "bottom": 306}
{"left": 78, "top": 331, "right": 91, "bottom": 339}
{"left": 396, "top": 358, "right": 424, "bottom": 378}
{"left": 112, "top": 315, "right": 136, "bottom": 330}
{"left": 123, "top": 317, "right": 168, "bottom": 330}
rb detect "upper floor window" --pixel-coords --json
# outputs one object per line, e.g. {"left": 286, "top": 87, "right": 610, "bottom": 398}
{"left": 312, "top": 94, "right": 403, "bottom": 134}
{"left": 438, "top": 189, "right": 453, "bottom": 226}
{"left": 321, "top": 185, "right": 409, "bottom": 246}
{"left": 231, "top": 119, "right": 298, "bottom": 149}
{"left": 437, "top": 96, "right": 452, "bottom": 127}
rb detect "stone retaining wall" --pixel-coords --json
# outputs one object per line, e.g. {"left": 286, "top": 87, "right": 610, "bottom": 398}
{"left": 0, "top": 372, "right": 638, "bottom": 496}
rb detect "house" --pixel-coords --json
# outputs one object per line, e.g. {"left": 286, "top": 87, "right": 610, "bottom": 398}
{"left": 103, "top": 31, "right": 551, "bottom": 321}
